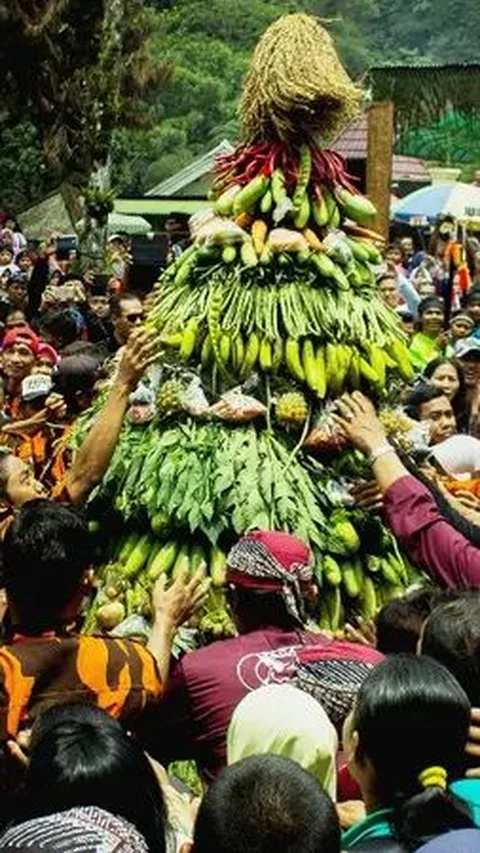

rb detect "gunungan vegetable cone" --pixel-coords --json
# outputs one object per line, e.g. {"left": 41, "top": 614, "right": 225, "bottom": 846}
{"left": 239, "top": 13, "right": 362, "bottom": 144}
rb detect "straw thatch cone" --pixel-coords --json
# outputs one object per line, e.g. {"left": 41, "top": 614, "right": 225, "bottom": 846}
{"left": 239, "top": 13, "right": 363, "bottom": 144}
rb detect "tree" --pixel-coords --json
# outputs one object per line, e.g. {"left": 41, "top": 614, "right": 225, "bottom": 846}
{"left": 0, "top": 1, "right": 169, "bottom": 185}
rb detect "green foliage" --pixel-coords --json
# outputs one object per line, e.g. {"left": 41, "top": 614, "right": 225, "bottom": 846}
{"left": 4, "top": 0, "right": 480, "bottom": 208}
{"left": 0, "top": 121, "right": 51, "bottom": 212}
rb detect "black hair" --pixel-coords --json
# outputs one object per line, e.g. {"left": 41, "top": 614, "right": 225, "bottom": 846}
{"left": 53, "top": 354, "right": 100, "bottom": 414}
{"left": 193, "top": 754, "right": 340, "bottom": 853}
{"left": 352, "top": 655, "right": 473, "bottom": 852}
{"left": 62, "top": 273, "right": 85, "bottom": 286}
{"left": 466, "top": 286, "right": 480, "bottom": 306}
{"left": 377, "top": 270, "right": 398, "bottom": 285}
{"left": 109, "top": 291, "right": 141, "bottom": 319}
{"left": 0, "top": 299, "right": 12, "bottom": 326}
{"left": 417, "top": 296, "right": 445, "bottom": 318}
{"left": 376, "top": 587, "right": 453, "bottom": 654}
{"left": 39, "top": 309, "right": 82, "bottom": 349}
{"left": 5, "top": 276, "right": 27, "bottom": 289}
{"left": 423, "top": 357, "right": 468, "bottom": 430}
{"left": 404, "top": 384, "right": 448, "bottom": 421}
{"left": 227, "top": 586, "right": 302, "bottom": 633}
{"left": 87, "top": 281, "right": 109, "bottom": 298}
{"left": 3, "top": 499, "right": 92, "bottom": 633}
{"left": 22, "top": 703, "right": 167, "bottom": 853}
{"left": 0, "top": 244, "right": 13, "bottom": 256}
{"left": 422, "top": 594, "right": 480, "bottom": 706}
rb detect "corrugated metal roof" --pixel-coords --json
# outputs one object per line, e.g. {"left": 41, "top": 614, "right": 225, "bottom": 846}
{"left": 146, "top": 139, "right": 234, "bottom": 197}
{"left": 332, "top": 113, "right": 430, "bottom": 181}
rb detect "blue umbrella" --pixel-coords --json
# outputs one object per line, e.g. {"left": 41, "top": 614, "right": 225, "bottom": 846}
{"left": 393, "top": 182, "right": 480, "bottom": 225}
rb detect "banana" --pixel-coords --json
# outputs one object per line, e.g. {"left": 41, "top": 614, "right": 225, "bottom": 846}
{"left": 219, "top": 332, "right": 232, "bottom": 368}
{"left": 359, "top": 357, "right": 380, "bottom": 388}
{"left": 285, "top": 339, "right": 305, "bottom": 383}
{"left": 325, "top": 343, "right": 338, "bottom": 395}
{"left": 348, "top": 350, "right": 361, "bottom": 390}
{"left": 302, "top": 339, "right": 318, "bottom": 391}
{"left": 272, "top": 337, "right": 284, "bottom": 373}
{"left": 259, "top": 338, "right": 273, "bottom": 372}
{"left": 368, "top": 344, "right": 386, "bottom": 390}
{"left": 232, "top": 334, "right": 245, "bottom": 372}
{"left": 315, "top": 345, "right": 327, "bottom": 399}
{"left": 241, "top": 332, "right": 260, "bottom": 376}
{"left": 180, "top": 318, "right": 199, "bottom": 361}
{"left": 387, "top": 339, "right": 415, "bottom": 382}
{"left": 201, "top": 334, "right": 213, "bottom": 367}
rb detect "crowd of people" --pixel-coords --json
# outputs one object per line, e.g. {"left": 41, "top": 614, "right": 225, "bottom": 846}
{"left": 2, "top": 207, "right": 480, "bottom": 853}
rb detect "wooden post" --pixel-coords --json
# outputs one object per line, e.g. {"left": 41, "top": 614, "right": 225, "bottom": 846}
{"left": 367, "top": 102, "right": 394, "bottom": 240}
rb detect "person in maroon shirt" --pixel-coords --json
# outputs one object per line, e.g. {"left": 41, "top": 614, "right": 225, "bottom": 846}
{"left": 143, "top": 530, "right": 382, "bottom": 782}
{"left": 334, "top": 392, "right": 480, "bottom": 589}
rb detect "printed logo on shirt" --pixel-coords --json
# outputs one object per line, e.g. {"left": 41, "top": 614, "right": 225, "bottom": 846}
{"left": 236, "top": 645, "right": 302, "bottom": 691}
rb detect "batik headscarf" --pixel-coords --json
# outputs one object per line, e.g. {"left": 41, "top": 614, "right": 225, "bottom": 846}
{"left": 226, "top": 530, "right": 314, "bottom": 623}
{"left": 0, "top": 806, "right": 149, "bottom": 853}
{"left": 227, "top": 683, "right": 338, "bottom": 799}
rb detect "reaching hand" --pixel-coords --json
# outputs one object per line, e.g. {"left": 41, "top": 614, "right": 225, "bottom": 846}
{"left": 336, "top": 801, "right": 366, "bottom": 829}
{"left": 344, "top": 616, "right": 377, "bottom": 648}
{"left": 116, "top": 327, "right": 162, "bottom": 392}
{"left": 436, "top": 331, "right": 450, "bottom": 350}
{"left": 45, "top": 393, "right": 67, "bottom": 421}
{"left": 7, "top": 728, "right": 31, "bottom": 768}
{"left": 332, "top": 392, "right": 387, "bottom": 456}
{"left": 351, "top": 481, "right": 384, "bottom": 513}
{"left": 151, "top": 567, "right": 211, "bottom": 632}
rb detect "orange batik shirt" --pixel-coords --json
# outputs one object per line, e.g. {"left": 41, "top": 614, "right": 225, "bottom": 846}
{"left": 0, "top": 633, "right": 163, "bottom": 741}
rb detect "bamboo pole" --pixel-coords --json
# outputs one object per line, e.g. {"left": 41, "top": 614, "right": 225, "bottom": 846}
{"left": 367, "top": 102, "right": 394, "bottom": 240}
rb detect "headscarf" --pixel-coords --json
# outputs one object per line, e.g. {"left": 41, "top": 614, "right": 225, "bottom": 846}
{"left": 2, "top": 327, "right": 39, "bottom": 355}
{"left": 0, "top": 806, "right": 148, "bottom": 853}
{"left": 227, "top": 684, "right": 337, "bottom": 799}
{"left": 226, "top": 530, "right": 313, "bottom": 623}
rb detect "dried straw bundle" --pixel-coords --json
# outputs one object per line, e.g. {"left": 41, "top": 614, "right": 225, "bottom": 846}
{"left": 239, "top": 13, "right": 362, "bottom": 144}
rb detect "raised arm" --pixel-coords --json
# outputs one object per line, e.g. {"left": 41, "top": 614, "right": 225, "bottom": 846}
{"left": 66, "top": 328, "right": 158, "bottom": 505}
{"left": 334, "top": 392, "right": 480, "bottom": 589}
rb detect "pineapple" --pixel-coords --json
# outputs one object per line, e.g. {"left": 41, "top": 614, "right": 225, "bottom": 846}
{"left": 156, "top": 379, "right": 185, "bottom": 415}
{"left": 275, "top": 392, "right": 308, "bottom": 427}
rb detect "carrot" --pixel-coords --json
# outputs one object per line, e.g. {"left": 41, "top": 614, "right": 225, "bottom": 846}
{"left": 342, "top": 222, "right": 385, "bottom": 243}
{"left": 234, "top": 212, "right": 254, "bottom": 230}
{"left": 303, "top": 227, "right": 325, "bottom": 253}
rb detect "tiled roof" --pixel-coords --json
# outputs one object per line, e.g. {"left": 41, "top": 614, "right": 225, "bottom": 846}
{"left": 333, "top": 114, "right": 430, "bottom": 182}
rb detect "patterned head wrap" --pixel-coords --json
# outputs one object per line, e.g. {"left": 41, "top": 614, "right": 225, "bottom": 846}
{"left": 0, "top": 806, "right": 149, "bottom": 853}
{"left": 227, "top": 530, "right": 313, "bottom": 623}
